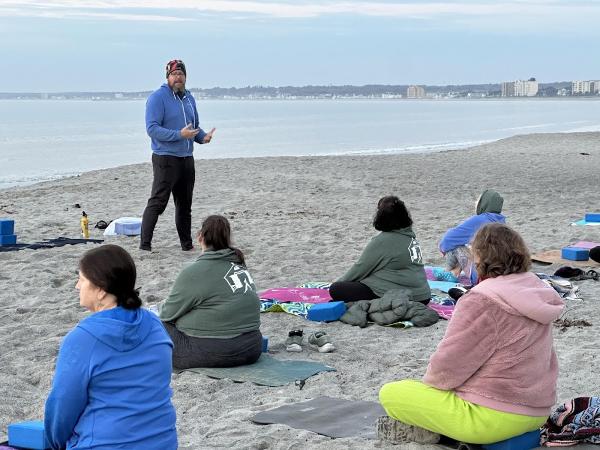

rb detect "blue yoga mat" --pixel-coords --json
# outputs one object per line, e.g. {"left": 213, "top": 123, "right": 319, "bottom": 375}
{"left": 428, "top": 280, "right": 459, "bottom": 292}
{"left": 181, "top": 354, "right": 335, "bottom": 387}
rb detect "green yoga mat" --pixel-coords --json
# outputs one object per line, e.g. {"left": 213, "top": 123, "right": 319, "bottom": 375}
{"left": 181, "top": 354, "right": 335, "bottom": 387}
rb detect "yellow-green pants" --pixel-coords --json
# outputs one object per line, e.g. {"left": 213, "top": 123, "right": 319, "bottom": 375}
{"left": 379, "top": 380, "right": 547, "bottom": 444}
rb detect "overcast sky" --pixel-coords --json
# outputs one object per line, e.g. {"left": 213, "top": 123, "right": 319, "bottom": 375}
{"left": 1, "top": 0, "right": 599, "bottom": 91}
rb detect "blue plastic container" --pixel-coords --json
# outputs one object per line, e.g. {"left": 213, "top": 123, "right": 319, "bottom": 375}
{"left": 8, "top": 420, "right": 50, "bottom": 450}
{"left": 0, "top": 218, "right": 14, "bottom": 235}
{"left": 482, "top": 429, "right": 540, "bottom": 450}
{"left": 261, "top": 336, "right": 269, "bottom": 352}
{"left": 561, "top": 247, "right": 589, "bottom": 261}
{"left": 307, "top": 301, "right": 346, "bottom": 322}
{"left": 585, "top": 213, "right": 600, "bottom": 223}
{"left": 0, "top": 234, "right": 17, "bottom": 245}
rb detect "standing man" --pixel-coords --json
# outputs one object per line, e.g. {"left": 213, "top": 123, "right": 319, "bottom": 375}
{"left": 140, "top": 59, "right": 215, "bottom": 251}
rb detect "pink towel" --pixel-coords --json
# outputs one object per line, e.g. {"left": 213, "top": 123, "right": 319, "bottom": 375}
{"left": 259, "top": 288, "right": 332, "bottom": 304}
{"left": 428, "top": 302, "right": 454, "bottom": 320}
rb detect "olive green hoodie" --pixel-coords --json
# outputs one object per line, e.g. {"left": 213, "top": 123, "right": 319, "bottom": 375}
{"left": 476, "top": 189, "right": 504, "bottom": 215}
{"left": 338, "top": 227, "right": 431, "bottom": 301}
{"left": 160, "top": 249, "right": 260, "bottom": 338}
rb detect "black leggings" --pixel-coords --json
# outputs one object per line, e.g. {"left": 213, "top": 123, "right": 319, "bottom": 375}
{"left": 162, "top": 323, "right": 262, "bottom": 370}
{"left": 329, "top": 281, "right": 431, "bottom": 304}
{"left": 329, "top": 281, "right": 379, "bottom": 302}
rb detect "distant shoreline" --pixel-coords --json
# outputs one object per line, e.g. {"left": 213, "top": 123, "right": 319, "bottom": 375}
{"left": 2, "top": 131, "right": 599, "bottom": 191}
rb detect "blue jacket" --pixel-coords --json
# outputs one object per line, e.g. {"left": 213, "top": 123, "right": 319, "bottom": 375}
{"left": 146, "top": 83, "right": 207, "bottom": 157}
{"left": 439, "top": 213, "right": 506, "bottom": 253}
{"left": 44, "top": 307, "right": 177, "bottom": 450}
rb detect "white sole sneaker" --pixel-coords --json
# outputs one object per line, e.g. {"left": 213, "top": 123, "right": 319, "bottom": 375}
{"left": 312, "top": 342, "right": 335, "bottom": 353}
{"left": 286, "top": 343, "right": 302, "bottom": 352}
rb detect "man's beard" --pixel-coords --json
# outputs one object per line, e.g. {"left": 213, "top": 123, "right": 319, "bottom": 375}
{"left": 170, "top": 81, "right": 185, "bottom": 93}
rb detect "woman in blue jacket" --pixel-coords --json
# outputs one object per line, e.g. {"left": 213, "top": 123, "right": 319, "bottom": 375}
{"left": 44, "top": 245, "right": 177, "bottom": 450}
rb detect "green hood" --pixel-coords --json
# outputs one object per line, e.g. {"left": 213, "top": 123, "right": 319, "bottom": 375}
{"left": 476, "top": 190, "right": 504, "bottom": 215}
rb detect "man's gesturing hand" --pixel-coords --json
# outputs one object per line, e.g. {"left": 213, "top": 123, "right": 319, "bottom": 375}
{"left": 181, "top": 123, "right": 200, "bottom": 139}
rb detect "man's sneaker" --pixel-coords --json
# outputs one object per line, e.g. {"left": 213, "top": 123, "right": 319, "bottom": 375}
{"left": 308, "top": 331, "right": 335, "bottom": 353}
{"left": 376, "top": 416, "right": 440, "bottom": 444}
{"left": 139, "top": 243, "right": 152, "bottom": 251}
{"left": 285, "top": 329, "right": 304, "bottom": 352}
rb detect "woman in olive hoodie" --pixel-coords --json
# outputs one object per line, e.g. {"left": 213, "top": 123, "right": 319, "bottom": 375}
{"left": 160, "top": 215, "right": 262, "bottom": 369}
{"left": 329, "top": 196, "right": 431, "bottom": 303}
{"left": 378, "top": 224, "right": 564, "bottom": 445}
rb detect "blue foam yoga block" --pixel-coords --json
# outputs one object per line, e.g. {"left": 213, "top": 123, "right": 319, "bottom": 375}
{"left": 0, "top": 218, "right": 14, "bottom": 235}
{"left": 585, "top": 213, "right": 600, "bottom": 223}
{"left": 561, "top": 247, "right": 589, "bottom": 261}
{"left": 0, "top": 234, "right": 17, "bottom": 245}
{"left": 8, "top": 420, "right": 50, "bottom": 450}
{"left": 482, "top": 429, "right": 540, "bottom": 450}
{"left": 262, "top": 336, "right": 269, "bottom": 352}
{"left": 307, "top": 301, "right": 346, "bottom": 322}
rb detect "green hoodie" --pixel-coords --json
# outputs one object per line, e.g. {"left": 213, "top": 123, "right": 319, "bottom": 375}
{"left": 160, "top": 249, "right": 260, "bottom": 338}
{"left": 338, "top": 227, "right": 431, "bottom": 301}
{"left": 476, "top": 189, "right": 504, "bottom": 215}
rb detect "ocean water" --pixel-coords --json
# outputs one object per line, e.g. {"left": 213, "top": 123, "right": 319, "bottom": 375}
{"left": 1, "top": 98, "right": 599, "bottom": 189}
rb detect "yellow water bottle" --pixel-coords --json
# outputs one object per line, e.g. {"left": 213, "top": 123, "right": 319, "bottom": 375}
{"left": 81, "top": 211, "right": 89, "bottom": 238}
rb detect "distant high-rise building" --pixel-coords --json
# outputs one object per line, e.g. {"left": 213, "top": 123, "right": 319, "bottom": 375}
{"left": 501, "top": 82, "right": 515, "bottom": 97}
{"left": 501, "top": 78, "right": 538, "bottom": 97}
{"left": 573, "top": 80, "right": 600, "bottom": 94}
{"left": 406, "top": 85, "right": 425, "bottom": 98}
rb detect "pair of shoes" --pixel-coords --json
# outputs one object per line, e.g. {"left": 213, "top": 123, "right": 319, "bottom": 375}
{"left": 376, "top": 416, "right": 440, "bottom": 444}
{"left": 285, "top": 330, "right": 336, "bottom": 353}
{"left": 181, "top": 242, "right": 194, "bottom": 251}
{"left": 139, "top": 243, "right": 152, "bottom": 251}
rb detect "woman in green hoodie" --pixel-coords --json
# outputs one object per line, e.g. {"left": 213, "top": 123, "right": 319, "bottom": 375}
{"left": 160, "top": 215, "right": 262, "bottom": 369}
{"left": 329, "top": 196, "right": 431, "bottom": 303}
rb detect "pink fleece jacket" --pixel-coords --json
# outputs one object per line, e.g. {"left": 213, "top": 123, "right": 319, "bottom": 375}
{"left": 424, "top": 272, "right": 564, "bottom": 416}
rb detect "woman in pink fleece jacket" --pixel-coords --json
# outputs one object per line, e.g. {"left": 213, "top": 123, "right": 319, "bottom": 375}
{"left": 378, "top": 223, "right": 565, "bottom": 445}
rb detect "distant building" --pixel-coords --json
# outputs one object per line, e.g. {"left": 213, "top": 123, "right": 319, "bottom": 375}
{"left": 501, "top": 78, "right": 538, "bottom": 97}
{"left": 501, "top": 82, "right": 515, "bottom": 97}
{"left": 573, "top": 80, "right": 600, "bottom": 94}
{"left": 406, "top": 85, "right": 425, "bottom": 98}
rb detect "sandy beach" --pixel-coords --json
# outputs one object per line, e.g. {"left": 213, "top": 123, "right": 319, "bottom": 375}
{"left": 1, "top": 132, "right": 599, "bottom": 449}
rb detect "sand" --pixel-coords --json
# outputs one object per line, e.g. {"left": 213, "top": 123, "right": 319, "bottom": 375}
{"left": 1, "top": 132, "right": 599, "bottom": 449}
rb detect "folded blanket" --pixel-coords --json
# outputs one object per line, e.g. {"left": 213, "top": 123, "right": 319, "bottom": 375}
{"left": 340, "top": 289, "right": 439, "bottom": 328}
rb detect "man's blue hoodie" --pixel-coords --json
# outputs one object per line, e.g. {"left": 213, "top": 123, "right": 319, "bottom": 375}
{"left": 44, "top": 307, "right": 177, "bottom": 450}
{"left": 439, "top": 190, "right": 506, "bottom": 253}
{"left": 145, "top": 83, "right": 207, "bottom": 157}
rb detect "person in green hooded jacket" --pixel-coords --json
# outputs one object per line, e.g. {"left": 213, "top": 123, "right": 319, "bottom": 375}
{"left": 438, "top": 189, "right": 505, "bottom": 283}
{"left": 329, "top": 196, "right": 431, "bottom": 303}
{"left": 160, "top": 215, "right": 262, "bottom": 369}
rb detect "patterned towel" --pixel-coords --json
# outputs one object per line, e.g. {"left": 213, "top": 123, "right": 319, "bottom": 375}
{"left": 541, "top": 397, "right": 600, "bottom": 446}
{"left": 260, "top": 299, "right": 313, "bottom": 318}
{"left": 298, "top": 281, "right": 332, "bottom": 289}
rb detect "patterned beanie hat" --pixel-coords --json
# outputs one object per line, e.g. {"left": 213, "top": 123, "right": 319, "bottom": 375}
{"left": 166, "top": 59, "right": 186, "bottom": 78}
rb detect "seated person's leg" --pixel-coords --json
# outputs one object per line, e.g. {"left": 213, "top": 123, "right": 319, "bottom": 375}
{"left": 445, "top": 246, "right": 471, "bottom": 278}
{"left": 379, "top": 380, "right": 546, "bottom": 444}
{"left": 329, "top": 281, "right": 379, "bottom": 302}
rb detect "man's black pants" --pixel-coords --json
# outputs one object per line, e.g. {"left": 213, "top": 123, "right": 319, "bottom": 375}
{"left": 140, "top": 154, "right": 195, "bottom": 250}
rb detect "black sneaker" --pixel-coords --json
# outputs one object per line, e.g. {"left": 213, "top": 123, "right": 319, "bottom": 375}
{"left": 139, "top": 243, "right": 152, "bottom": 251}
{"left": 448, "top": 286, "right": 468, "bottom": 301}
{"left": 181, "top": 243, "right": 194, "bottom": 251}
